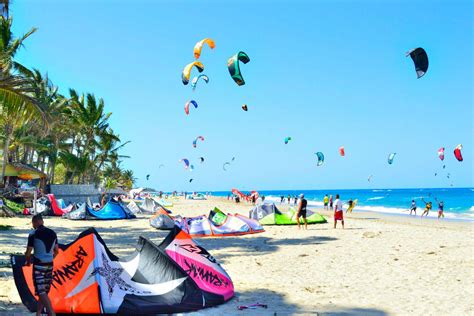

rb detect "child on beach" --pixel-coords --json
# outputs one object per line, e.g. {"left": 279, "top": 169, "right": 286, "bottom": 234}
{"left": 323, "top": 194, "right": 329, "bottom": 210}
{"left": 421, "top": 198, "right": 432, "bottom": 217}
{"left": 436, "top": 199, "right": 444, "bottom": 219}
{"left": 409, "top": 200, "right": 417, "bottom": 215}
{"left": 334, "top": 194, "right": 344, "bottom": 229}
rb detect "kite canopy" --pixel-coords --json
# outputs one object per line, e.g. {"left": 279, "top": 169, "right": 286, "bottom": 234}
{"left": 176, "top": 208, "right": 264, "bottom": 237}
{"left": 180, "top": 158, "right": 190, "bottom": 169}
{"left": 438, "top": 147, "right": 445, "bottom": 161}
{"left": 149, "top": 207, "right": 177, "bottom": 230}
{"left": 406, "top": 47, "right": 429, "bottom": 79}
{"left": 222, "top": 162, "right": 231, "bottom": 171}
{"left": 284, "top": 137, "right": 292, "bottom": 144}
{"left": 388, "top": 153, "right": 396, "bottom": 164}
{"left": 339, "top": 146, "right": 345, "bottom": 157}
{"left": 11, "top": 227, "right": 233, "bottom": 314}
{"left": 315, "top": 152, "right": 325, "bottom": 166}
{"left": 191, "top": 74, "right": 209, "bottom": 90}
{"left": 86, "top": 200, "right": 135, "bottom": 220}
{"left": 249, "top": 203, "right": 327, "bottom": 225}
{"left": 454, "top": 144, "right": 463, "bottom": 161}
{"left": 194, "top": 38, "right": 215, "bottom": 59}
{"left": 199, "top": 157, "right": 205, "bottom": 163}
{"left": 47, "top": 194, "right": 73, "bottom": 216}
{"left": 182, "top": 61, "right": 204, "bottom": 85}
{"left": 193, "top": 136, "right": 205, "bottom": 148}
{"left": 185, "top": 100, "right": 198, "bottom": 115}
{"left": 242, "top": 104, "right": 248, "bottom": 111}
{"left": 227, "top": 51, "right": 250, "bottom": 86}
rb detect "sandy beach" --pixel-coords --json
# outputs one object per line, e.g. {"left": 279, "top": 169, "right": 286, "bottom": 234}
{"left": 1, "top": 196, "right": 473, "bottom": 315}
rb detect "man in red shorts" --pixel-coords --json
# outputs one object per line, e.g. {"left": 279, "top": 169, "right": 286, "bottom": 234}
{"left": 334, "top": 194, "right": 344, "bottom": 229}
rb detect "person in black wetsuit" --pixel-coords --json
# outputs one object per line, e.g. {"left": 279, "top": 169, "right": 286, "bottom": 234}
{"left": 25, "top": 214, "right": 58, "bottom": 316}
{"left": 297, "top": 194, "right": 308, "bottom": 230}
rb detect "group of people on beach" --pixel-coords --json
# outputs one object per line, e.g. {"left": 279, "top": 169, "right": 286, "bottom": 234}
{"left": 409, "top": 198, "right": 444, "bottom": 218}
{"left": 295, "top": 193, "right": 346, "bottom": 230}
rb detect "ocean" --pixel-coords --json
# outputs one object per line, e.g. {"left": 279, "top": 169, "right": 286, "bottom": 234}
{"left": 212, "top": 188, "right": 474, "bottom": 221}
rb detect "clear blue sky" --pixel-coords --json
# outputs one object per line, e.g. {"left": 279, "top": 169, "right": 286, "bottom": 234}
{"left": 12, "top": 0, "right": 473, "bottom": 191}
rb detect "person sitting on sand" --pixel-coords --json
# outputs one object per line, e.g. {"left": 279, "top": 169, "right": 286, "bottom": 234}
{"left": 409, "top": 200, "right": 417, "bottom": 215}
{"left": 436, "top": 199, "right": 444, "bottom": 219}
{"left": 329, "top": 195, "right": 334, "bottom": 210}
{"left": 296, "top": 194, "right": 308, "bottom": 230}
{"left": 323, "top": 194, "right": 329, "bottom": 210}
{"left": 421, "top": 198, "right": 432, "bottom": 217}
{"left": 334, "top": 194, "right": 344, "bottom": 229}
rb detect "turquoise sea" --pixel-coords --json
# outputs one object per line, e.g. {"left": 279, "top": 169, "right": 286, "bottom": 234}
{"left": 212, "top": 188, "right": 474, "bottom": 221}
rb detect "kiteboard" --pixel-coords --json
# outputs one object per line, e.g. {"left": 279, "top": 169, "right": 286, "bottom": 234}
{"left": 347, "top": 199, "right": 358, "bottom": 213}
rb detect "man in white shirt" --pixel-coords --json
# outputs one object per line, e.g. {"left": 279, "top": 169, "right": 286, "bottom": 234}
{"left": 334, "top": 194, "right": 344, "bottom": 229}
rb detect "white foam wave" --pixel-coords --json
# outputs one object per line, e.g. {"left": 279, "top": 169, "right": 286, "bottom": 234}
{"left": 367, "top": 196, "right": 385, "bottom": 201}
{"left": 469, "top": 206, "right": 474, "bottom": 212}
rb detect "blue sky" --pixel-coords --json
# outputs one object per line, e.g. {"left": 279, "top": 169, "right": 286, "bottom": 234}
{"left": 12, "top": 0, "right": 473, "bottom": 191}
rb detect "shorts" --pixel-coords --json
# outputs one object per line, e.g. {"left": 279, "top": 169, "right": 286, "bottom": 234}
{"left": 334, "top": 210, "right": 344, "bottom": 221}
{"left": 438, "top": 210, "right": 444, "bottom": 215}
{"left": 324, "top": 202, "right": 328, "bottom": 206}
{"left": 33, "top": 264, "right": 53, "bottom": 295}
{"left": 410, "top": 207, "right": 417, "bottom": 211}
{"left": 298, "top": 210, "right": 307, "bottom": 218}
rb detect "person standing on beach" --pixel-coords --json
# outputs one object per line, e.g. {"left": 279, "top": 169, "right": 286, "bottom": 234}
{"left": 409, "top": 200, "right": 417, "bottom": 215}
{"left": 435, "top": 199, "right": 444, "bottom": 219}
{"left": 334, "top": 194, "right": 344, "bottom": 229}
{"left": 294, "top": 196, "right": 298, "bottom": 205}
{"left": 280, "top": 196, "right": 284, "bottom": 204}
{"left": 421, "top": 198, "right": 432, "bottom": 217}
{"left": 261, "top": 195, "right": 265, "bottom": 202}
{"left": 287, "top": 194, "right": 291, "bottom": 205}
{"left": 346, "top": 198, "right": 353, "bottom": 213}
{"left": 323, "top": 194, "right": 329, "bottom": 210}
{"left": 329, "top": 195, "right": 334, "bottom": 210}
{"left": 296, "top": 194, "right": 308, "bottom": 230}
{"left": 24, "top": 215, "right": 58, "bottom": 316}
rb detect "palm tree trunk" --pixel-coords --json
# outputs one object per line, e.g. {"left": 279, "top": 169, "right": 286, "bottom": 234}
{"left": 1, "top": 124, "right": 13, "bottom": 185}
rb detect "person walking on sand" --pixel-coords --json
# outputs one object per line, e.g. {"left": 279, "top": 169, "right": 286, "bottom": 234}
{"left": 409, "top": 200, "right": 417, "bottom": 215}
{"left": 296, "top": 194, "right": 308, "bottom": 230}
{"left": 329, "top": 195, "right": 334, "bottom": 210}
{"left": 421, "top": 198, "right": 432, "bottom": 217}
{"left": 334, "top": 194, "right": 344, "bottom": 229}
{"left": 435, "top": 198, "right": 444, "bottom": 219}
{"left": 25, "top": 215, "right": 58, "bottom": 316}
{"left": 323, "top": 194, "right": 329, "bottom": 210}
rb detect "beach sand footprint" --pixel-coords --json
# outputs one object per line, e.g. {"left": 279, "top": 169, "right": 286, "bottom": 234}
{"left": 362, "top": 231, "right": 382, "bottom": 238}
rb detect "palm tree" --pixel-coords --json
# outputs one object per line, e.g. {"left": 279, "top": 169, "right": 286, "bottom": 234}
{"left": 0, "top": 16, "right": 44, "bottom": 183}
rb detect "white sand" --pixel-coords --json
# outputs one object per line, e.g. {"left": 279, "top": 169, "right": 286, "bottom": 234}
{"left": 1, "top": 196, "right": 473, "bottom": 315}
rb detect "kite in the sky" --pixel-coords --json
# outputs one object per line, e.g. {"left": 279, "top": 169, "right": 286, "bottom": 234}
{"left": 146, "top": 174, "right": 150, "bottom": 180}
{"left": 284, "top": 137, "right": 292, "bottom": 144}
{"left": 193, "top": 38, "right": 215, "bottom": 59}
{"left": 454, "top": 144, "right": 463, "bottom": 162}
{"left": 339, "top": 146, "right": 345, "bottom": 157}
{"left": 191, "top": 74, "right": 209, "bottom": 90}
{"left": 315, "top": 152, "right": 324, "bottom": 166}
{"left": 227, "top": 51, "right": 250, "bottom": 86}
{"left": 179, "top": 159, "right": 190, "bottom": 169}
{"left": 182, "top": 61, "right": 204, "bottom": 85}
{"left": 199, "top": 157, "right": 205, "bottom": 163}
{"left": 242, "top": 104, "right": 248, "bottom": 111}
{"left": 185, "top": 100, "right": 198, "bottom": 115}
{"left": 368, "top": 175, "right": 373, "bottom": 182}
{"left": 223, "top": 162, "right": 231, "bottom": 171}
{"left": 406, "top": 47, "right": 429, "bottom": 79}
{"left": 438, "top": 147, "right": 445, "bottom": 161}
{"left": 192, "top": 136, "right": 205, "bottom": 148}
{"left": 189, "top": 178, "right": 193, "bottom": 183}
{"left": 159, "top": 164, "right": 164, "bottom": 168}
{"left": 388, "top": 153, "right": 396, "bottom": 164}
